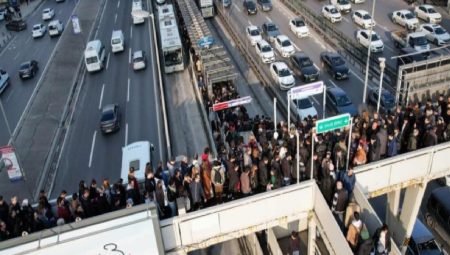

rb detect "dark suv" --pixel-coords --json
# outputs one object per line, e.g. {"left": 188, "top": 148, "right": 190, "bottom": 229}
{"left": 257, "top": 0, "right": 272, "bottom": 11}
{"left": 19, "top": 60, "right": 38, "bottom": 79}
{"left": 6, "top": 19, "right": 27, "bottom": 32}
{"left": 290, "top": 52, "right": 319, "bottom": 82}
{"left": 100, "top": 104, "right": 120, "bottom": 134}
{"left": 320, "top": 51, "right": 350, "bottom": 80}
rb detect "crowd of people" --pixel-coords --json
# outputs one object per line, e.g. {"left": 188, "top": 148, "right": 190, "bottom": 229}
{"left": 1, "top": 84, "right": 449, "bottom": 251}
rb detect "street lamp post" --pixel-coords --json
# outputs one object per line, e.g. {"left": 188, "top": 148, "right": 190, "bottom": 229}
{"left": 362, "top": 0, "right": 377, "bottom": 104}
{"left": 377, "top": 58, "right": 386, "bottom": 114}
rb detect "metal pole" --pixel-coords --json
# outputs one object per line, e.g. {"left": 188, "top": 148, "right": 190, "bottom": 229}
{"left": 345, "top": 118, "right": 353, "bottom": 171}
{"left": 362, "top": 0, "right": 377, "bottom": 104}
{"left": 377, "top": 58, "right": 386, "bottom": 114}
{"left": 310, "top": 133, "right": 314, "bottom": 180}
{"left": 322, "top": 86, "right": 326, "bottom": 119}
{"left": 296, "top": 130, "right": 300, "bottom": 184}
{"left": 274, "top": 97, "right": 277, "bottom": 130}
{"left": 287, "top": 92, "right": 291, "bottom": 129}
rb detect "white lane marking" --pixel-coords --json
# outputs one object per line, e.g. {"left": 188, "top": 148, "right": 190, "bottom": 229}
{"left": 5, "top": 88, "right": 15, "bottom": 103}
{"left": 106, "top": 52, "right": 110, "bottom": 70}
{"left": 130, "top": 25, "right": 133, "bottom": 39}
{"left": 313, "top": 63, "right": 321, "bottom": 71}
{"left": 128, "top": 48, "right": 132, "bottom": 64}
{"left": 117, "top": 0, "right": 120, "bottom": 8}
{"left": 96, "top": 0, "right": 109, "bottom": 39}
{"left": 115, "top": 13, "right": 118, "bottom": 23}
{"left": 350, "top": 70, "right": 364, "bottom": 83}
{"left": 25, "top": 37, "right": 31, "bottom": 45}
{"left": 248, "top": 20, "right": 253, "bottom": 26}
{"left": 125, "top": 123, "right": 128, "bottom": 146}
{"left": 127, "top": 78, "right": 130, "bottom": 102}
{"left": 293, "top": 43, "right": 301, "bottom": 51}
{"left": 379, "top": 25, "right": 390, "bottom": 31}
{"left": 88, "top": 131, "right": 97, "bottom": 168}
{"left": 233, "top": 4, "right": 241, "bottom": 12}
{"left": 328, "top": 79, "right": 339, "bottom": 88}
{"left": 13, "top": 52, "right": 20, "bottom": 60}
{"left": 98, "top": 84, "right": 105, "bottom": 110}
{"left": 266, "top": 16, "right": 272, "bottom": 22}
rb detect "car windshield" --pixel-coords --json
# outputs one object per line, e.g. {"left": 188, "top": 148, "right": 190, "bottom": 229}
{"left": 33, "top": 25, "right": 41, "bottom": 30}
{"left": 338, "top": 0, "right": 349, "bottom": 4}
{"left": 250, "top": 29, "right": 260, "bottom": 36}
{"left": 101, "top": 110, "right": 115, "bottom": 122}
{"left": 260, "top": 0, "right": 270, "bottom": 3}
{"left": 296, "top": 98, "right": 313, "bottom": 109}
{"left": 435, "top": 27, "right": 447, "bottom": 35}
{"left": 336, "top": 95, "right": 351, "bottom": 106}
{"left": 295, "top": 20, "right": 305, "bottom": 27}
{"left": 330, "top": 8, "right": 339, "bottom": 14}
{"left": 112, "top": 38, "right": 121, "bottom": 44}
{"left": 261, "top": 45, "right": 272, "bottom": 52}
{"left": 331, "top": 56, "right": 345, "bottom": 66}
{"left": 427, "top": 8, "right": 437, "bottom": 14}
{"left": 371, "top": 34, "right": 380, "bottom": 41}
{"left": 267, "top": 24, "right": 277, "bottom": 31}
{"left": 134, "top": 56, "right": 144, "bottom": 63}
{"left": 278, "top": 68, "right": 291, "bottom": 77}
{"left": 414, "top": 36, "right": 428, "bottom": 46}
{"left": 44, "top": 10, "right": 50, "bottom": 13}
{"left": 363, "top": 14, "right": 371, "bottom": 20}
{"left": 417, "top": 240, "right": 440, "bottom": 251}
{"left": 405, "top": 13, "right": 415, "bottom": 19}
{"left": 281, "top": 40, "right": 291, "bottom": 47}
{"left": 300, "top": 58, "right": 313, "bottom": 67}
{"left": 20, "top": 63, "right": 30, "bottom": 69}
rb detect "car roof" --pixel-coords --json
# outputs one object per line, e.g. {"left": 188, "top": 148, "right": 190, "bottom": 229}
{"left": 359, "top": 29, "right": 377, "bottom": 35}
{"left": 324, "top": 5, "right": 336, "bottom": 9}
{"left": 411, "top": 220, "right": 434, "bottom": 244}
{"left": 102, "top": 104, "right": 117, "bottom": 113}
{"left": 355, "top": 9, "right": 369, "bottom": 14}
{"left": 396, "top": 9, "right": 411, "bottom": 14}
{"left": 43, "top": 8, "right": 52, "bottom": 11}
{"left": 323, "top": 51, "right": 341, "bottom": 58}
{"left": 276, "top": 35, "right": 289, "bottom": 41}
{"left": 328, "top": 86, "right": 346, "bottom": 96}
{"left": 420, "top": 4, "right": 434, "bottom": 9}
{"left": 20, "top": 61, "right": 31, "bottom": 66}
{"left": 33, "top": 24, "right": 42, "bottom": 28}
{"left": 49, "top": 20, "right": 61, "bottom": 25}
{"left": 292, "top": 52, "right": 309, "bottom": 59}
{"left": 133, "top": 50, "right": 143, "bottom": 58}
{"left": 264, "top": 21, "right": 275, "bottom": 26}
{"left": 247, "top": 25, "right": 258, "bottom": 30}
{"left": 257, "top": 39, "right": 270, "bottom": 46}
{"left": 273, "top": 61, "right": 288, "bottom": 69}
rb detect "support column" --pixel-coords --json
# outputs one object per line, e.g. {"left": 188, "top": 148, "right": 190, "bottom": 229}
{"left": 385, "top": 189, "right": 401, "bottom": 231}
{"left": 307, "top": 214, "right": 317, "bottom": 255}
{"left": 394, "top": 183, "right": 427, "bottom": 254}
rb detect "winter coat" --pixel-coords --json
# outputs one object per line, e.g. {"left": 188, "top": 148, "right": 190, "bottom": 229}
{"left": 407, "top": 134, "right": 418, "bottom": 151}
{"left": 0, "top": 202, "right": 8, "bottom": 223}
{"left": 145, "top": 177, "right": 156, "bottom": 195}
{"left": 387, "top": 138, "right": 398, "bottom": 157}
{"left": 332, "top": 188, "right": 348, "bottom": 213}
{"left": 281, "top": 157, "right": 292, "bottom": 179}
{"left": 240, "top": 171, "right": 251, "bottom": 194}
{"left": 372, "top": 228, "right": 391, "bottom": 254}
{"left": 340, "top": 172, "right": 356, "bottom": 195}
{"left": 200, "top": 165, "right": 212, "bottom": 200}
{"left": 353, "top": 147, "right": 367, "bottom": 166}
{"left": 368, "top": 140, "right": 381, "bottom": 163}
{"left": 228, "top": 169, "right": 241, "bottom": 193}
{"left": 320, "top": 175, "right": 335, "bottom": 205}
{"left": 347, "top": 223, "right": 362, "bottom": 250}
{"left": 258, "top": 161, "right": 268, "bottom": 187}
{"left": 189, "top": 181, "right": 205, "bottom": 204}
{"left": 377, "top": 128, "right": 388, "bottom": 156}
{"left": 57, "top": 205, "right": 72, "bottom": 223}
{"left": 305, "top": 159, "right": 319, "bottom": 180}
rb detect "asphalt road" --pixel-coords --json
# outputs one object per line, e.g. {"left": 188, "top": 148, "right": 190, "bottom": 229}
{"left": 300, "top": 0, "right": 450, "bottom": 70}
{"left": 0, "top": 0, "right": 77, "bottom": 145}
{"left": 51, "top": 0, "right": 163, "bottom": 196}
{"left": 224, "top": 0, "right": 381, "bottom": 119}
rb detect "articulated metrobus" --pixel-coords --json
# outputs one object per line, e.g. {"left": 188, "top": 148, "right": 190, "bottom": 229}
{"left": 158, "top": 4, "right": 184, "bottom": 73}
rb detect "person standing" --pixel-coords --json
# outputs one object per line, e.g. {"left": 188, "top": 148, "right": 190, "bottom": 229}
{"left": 189, "top": 174, "right": 206, "bottom": 211}
{"left": 211, "top": 161, "right": 225, "bottom": 204}
{"left": 289, "top": 231, "right": 301, "bottom": 255}
{"left": 373, "top": 224, "right": 391, "bottom": 255}
{"left": 346, "top": 212, "right": 363, "bottom": 252}
{"left": 331, "top": 181, "right": 348, "bottom": 231}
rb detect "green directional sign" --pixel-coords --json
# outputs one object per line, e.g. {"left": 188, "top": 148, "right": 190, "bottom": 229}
{"left": 316, "top": 114, "right": 351, "bottom": 134}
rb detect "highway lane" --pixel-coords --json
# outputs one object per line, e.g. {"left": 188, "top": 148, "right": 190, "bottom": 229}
{"left": 224, "top": 0, "right": 379, "bottom": 119}
{"left": 298, "top": 0, "right": 450, "bottom": 69}
{"left": 0, "top": 0, "right": 77, "bottom": 145}
{"left": 51, "top": 0, "right": 162, "bottom": 196}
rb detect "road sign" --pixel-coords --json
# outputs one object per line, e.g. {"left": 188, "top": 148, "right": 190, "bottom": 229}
{"left": 197, "top": 36, "right": 214, "bottom": 49}
{"left": 0, "top": 145, "right": 22, "bottom": 182}
{"left": 289, "top": 81, "right": 324, "bottom": 100}
{"left": 212, "top": 96, "right": 252, "bottom": 111}
{"left": 316, "top": 113, "right": 350, "bottom": 134}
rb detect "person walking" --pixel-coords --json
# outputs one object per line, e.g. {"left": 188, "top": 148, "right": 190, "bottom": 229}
{"left": 346, "top": 212, "right": 363, "bottom": 252}
{"left": 373, "top": 224, "right": 391, "bottom": 255}
{"left": 211, "top": 160, "right": 225, "bottom": 204}
{"left": 331, "top": 181, "right": 348, "bottom": 231}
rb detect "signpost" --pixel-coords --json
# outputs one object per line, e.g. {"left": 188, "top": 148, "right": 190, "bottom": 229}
{"left": 197, "top": 36, "right": 214, "bottom": 49}
{"left": 0, "top": 145, "right": 23, "bottom": 182}
{"left": 71, "top": 15, "right": 81, "bottom": 34}
{"left": 212, "top": 96, "right": 252, "bottom": 112}
{"left": 310, "top": 113, "right": 352, "bottom": 180}
{"left": 287, "top": 81, "right": 326, "bottom": 129}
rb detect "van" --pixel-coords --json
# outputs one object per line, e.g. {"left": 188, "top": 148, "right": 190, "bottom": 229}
{"left": 84, "top": 40, "right": 106, "bottom": 72}
{"left": 48, "top": 20, "right": 63, "bottom": 37}
{"left": 121, "top": 141, "right": 153, "bottom": 184}
{"left": 111, "top": 30, "right": 124, "bottom": 53}
{"left": 132, "top": 0, "right": 145, "bottom": 25}
{"left": 407, "top": 219, "right": 445, "bottom": 255}
{"left": 425, "top": 187, "right": 450, "bottom": 248}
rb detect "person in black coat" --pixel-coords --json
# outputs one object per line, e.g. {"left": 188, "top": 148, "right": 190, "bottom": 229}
{"left": 0, "top": 196, "right": 9, "bottom": 223}
{"left": 372, "top": 224, "right": 391, "bottom": 255}
{"left": 79, "top": 188, "right": 95, "bottom": 218}
{"left": 258, "top": 157, "right": 269, "bottom": 193}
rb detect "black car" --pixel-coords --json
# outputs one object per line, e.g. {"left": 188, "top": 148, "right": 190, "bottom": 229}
{"left": 5, "top": 19, "right": 27, "bottom": 32}
{"left": 326, "top": 87, "right": 358, "bottom": 116}
{"left": 290, "top": 52, "right": 320, "bottom": 82}
{"left": 262, "top": 22, "right": 280, "bottom": 42}
{"left": 243, "top": 0, "right": 257, "bottom": 15}
{"left": 100, "top": 104, "right": 120, "bottom": 134}
{"left": 257, "top": 0, "right": 272, "bottom": 11}
{"left": 320, "top": 51, "right": 350, "bottom": 80}
{"left": 367, "top": 88, "right": 396, "bottom": 114}
{"left": 18, "top": 60, "right": 38, "bottom": 79}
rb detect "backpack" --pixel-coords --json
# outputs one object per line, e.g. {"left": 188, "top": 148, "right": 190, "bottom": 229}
{"left": 214, "top": 168, "right": 222, "bottom": 184}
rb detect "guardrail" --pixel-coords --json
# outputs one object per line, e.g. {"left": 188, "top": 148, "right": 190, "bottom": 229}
{"left": 215, "top": 3, "right": 292, "bottom": 122}
{"left": 281, "top": 0, "right": 397, "bottom": 91}
{"left": 354, "top": 141, "right": 450, "bottom": 197}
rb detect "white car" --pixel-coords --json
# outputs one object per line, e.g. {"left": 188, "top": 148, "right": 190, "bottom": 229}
{"left": 352, "top": 10, "right": 375, "bottom": 29}
{"left": 330, "top": 0, "right": 352, "bottom": 14}
{"left": 322, "top": 5, "right": 342, "bottom": 23}
{"left": 356, "top": 30, "right": 384, "bottom": 52}
{"left": 419, "top": 23, "right": 450, "bottom": 46}
{"left": 294, "top": 97, "right": 318, "bottom": 120}
{"left": 289, "top": 18, "right": 309, "bottom": 38}
{"left": 255, "top": 40, "right": 275, "bottom": 63}
{"left": 42, "top": 8, "right": 55, "bottom": 21}
{"left": 246, "top": 25, "right": 262, "bottom": 46}
{"left": 274, "top": 35, "right": 295, "bottom": 58}
{"left": 32, "top": 24, "right": 46, "bottom": 38}
{"left": 350, "top": 0, "right": 365, "bottom": 3}
{"left": 392, "top": 10, "right": 419, "bottom": 30}
{"left": 414, "top": 4, "right": 442, "bottom": 24}
{"left": 269, "top": 61, "right": 295, "bottom": 90}
{"left": 132, "top": 50, "right": 146, "bottom": 70}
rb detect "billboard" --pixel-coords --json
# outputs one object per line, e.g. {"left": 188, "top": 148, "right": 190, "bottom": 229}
{"left": 0, "top": 145, "right": 22, "bottom": 181}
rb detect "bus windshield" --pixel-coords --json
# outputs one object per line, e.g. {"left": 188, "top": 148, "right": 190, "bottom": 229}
{"left": 164, "top": 49, "right": 182, "bottom": 66}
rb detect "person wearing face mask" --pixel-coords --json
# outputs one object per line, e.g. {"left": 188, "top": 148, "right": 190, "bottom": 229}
{"left": 346, "top": 212, "right": 363, "bottom": 252}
